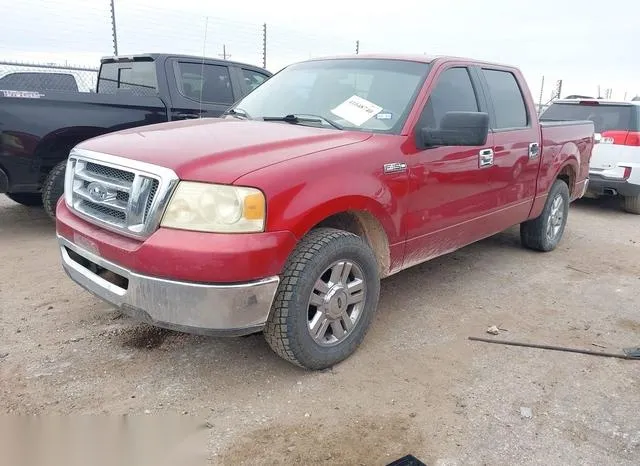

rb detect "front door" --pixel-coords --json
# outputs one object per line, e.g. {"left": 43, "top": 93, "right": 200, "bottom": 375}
{"left": 403, "top": 66, "right": 495, "bottom": 268}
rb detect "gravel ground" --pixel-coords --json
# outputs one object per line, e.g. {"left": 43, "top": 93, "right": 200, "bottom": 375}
{"left": 1, "top": 195, "right": 639, "bottom": 465}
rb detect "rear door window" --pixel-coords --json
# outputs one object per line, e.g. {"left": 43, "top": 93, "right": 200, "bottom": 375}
{"left": 541, "top": 103, "right": 635, "bottom": 132}
{"left": 481, "top": 69, "right": 528, "bottom": 129}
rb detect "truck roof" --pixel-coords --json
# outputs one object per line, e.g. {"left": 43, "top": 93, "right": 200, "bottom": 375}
{"left": 303, "top": 53, "right": 518, "bottom": 69}
{"left": 99, "top": 53, "right": 270, "bottom": 72}
{"left": 553, "top": 98, "right": 640, "bottom": 106}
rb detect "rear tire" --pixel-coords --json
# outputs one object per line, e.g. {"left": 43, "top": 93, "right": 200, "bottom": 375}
{"left": 520, "top": 179, "right": 570, "bottom": 252}
{"left": 42, "top": 160, "right": 67, "bottom": 219}
{"left": 264, "top": 228, "right": 380, "bottom": 370}
{"left": 623, "top": 195, "right": 640, "bottom": 214}
{"left": 6, "top": 193, "right": 43, "bottom": 207}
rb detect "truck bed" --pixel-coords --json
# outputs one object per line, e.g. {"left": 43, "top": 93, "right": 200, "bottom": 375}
{"left": 538, "top": 119, "right": 594, "bottom": 202}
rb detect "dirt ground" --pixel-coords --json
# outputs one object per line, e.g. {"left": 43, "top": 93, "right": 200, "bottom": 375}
{"left": 1, "top": 194, "right": 639, "bottom": 465}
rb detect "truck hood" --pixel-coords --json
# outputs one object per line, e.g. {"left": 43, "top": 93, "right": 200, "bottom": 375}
{"left": 76, "top": 118, "right": 372, "bottom": 184}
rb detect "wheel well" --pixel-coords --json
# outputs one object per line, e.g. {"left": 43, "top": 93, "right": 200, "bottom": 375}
{"left": 314, "top": 211, "right": 391, "bottom": 277}
{"left": 557, "top": 165, "right": 575, "bottom": 196}
{"left": 36, "top": 130, "right": 106, "bottom": 179}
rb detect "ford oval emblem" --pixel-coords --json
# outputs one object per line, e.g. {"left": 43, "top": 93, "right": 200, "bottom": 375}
{"left": 87, "top": 182, "right": 114, "bottom": 202}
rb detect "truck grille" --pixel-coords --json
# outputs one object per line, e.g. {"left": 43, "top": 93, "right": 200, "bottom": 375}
{"left": 65, "top": 149, "right": 179, "bottom": 239}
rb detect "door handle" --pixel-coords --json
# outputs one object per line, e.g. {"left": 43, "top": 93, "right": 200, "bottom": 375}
{"left": 176, "top": 113, "right": 200, "bottom": 120}
{"left": 479, "top": 148, "right": 494, "bottom": 168}
{"left": 528, "top": 142, "right": 540, "bottom": 158}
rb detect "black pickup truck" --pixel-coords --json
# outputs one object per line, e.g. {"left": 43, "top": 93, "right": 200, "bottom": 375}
{"left": 0, "top": 53, "right": 272, "bottom": 217}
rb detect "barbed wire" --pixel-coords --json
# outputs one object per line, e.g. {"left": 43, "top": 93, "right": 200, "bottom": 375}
{"left": 1, "top": 0, "right": 637, "bottom": 100}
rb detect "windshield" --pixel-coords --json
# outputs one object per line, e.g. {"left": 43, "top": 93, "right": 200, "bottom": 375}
{"left": 231, "top": 59, "right": 430, "bottom": 133}
{"left": 541, "top": 103, "right": 635, "bottom": 132}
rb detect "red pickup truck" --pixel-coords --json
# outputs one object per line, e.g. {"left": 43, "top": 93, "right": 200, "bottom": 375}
{"left": 55, "top": 54, "right": 594, "bottom": 370}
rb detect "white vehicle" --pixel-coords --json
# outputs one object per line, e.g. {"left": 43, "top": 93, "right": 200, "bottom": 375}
{"left": 541, "top": 99, "right": 640, "bottom": 214}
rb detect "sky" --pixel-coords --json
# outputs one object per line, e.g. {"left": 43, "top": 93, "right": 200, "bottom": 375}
{"left": 1, "top": 0, "right": 638, "bottom": 101}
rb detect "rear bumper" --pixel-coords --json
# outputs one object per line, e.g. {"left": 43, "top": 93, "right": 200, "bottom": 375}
{"left": 587, "top": 174, "right": 640, "bottom": 197}
{"left": 58, "top": 235, "right": 280, "bottom": 336}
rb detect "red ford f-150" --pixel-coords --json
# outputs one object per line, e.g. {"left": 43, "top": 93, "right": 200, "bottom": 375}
{"left": 55, "top": 54, "right": 594, "bottom": 370}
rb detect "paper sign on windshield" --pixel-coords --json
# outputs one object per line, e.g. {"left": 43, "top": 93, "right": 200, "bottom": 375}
{"left": 330, "top": 95, "right": 383, "bottom": 126}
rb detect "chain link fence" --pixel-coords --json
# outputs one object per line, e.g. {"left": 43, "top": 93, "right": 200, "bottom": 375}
{"left": 0, "top": 62, "right": 98, "bottom": 93}
{"left": 0, "top": 0, "right": 358, "bottom": 74}
{"left": 4, "top": 1, "right": 633, "bottom": 102}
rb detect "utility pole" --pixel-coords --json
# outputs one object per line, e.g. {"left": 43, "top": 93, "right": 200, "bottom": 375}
{"left": 538, "top": 76, "right": 545, "bottom": 113}
{"left": 262, "top": 23, "right": 267, "bottom": 69}
{"left": 556, "top": 80, "right": 563, "bottom": 99}
{"left": 219, "top": 45, "right": 230, "bottom": 60}
{"left": 110, "top": 0, "right": 119, "bottom": 56}
{"left": 355, "top": 40, "right": 360, "bottom": 54}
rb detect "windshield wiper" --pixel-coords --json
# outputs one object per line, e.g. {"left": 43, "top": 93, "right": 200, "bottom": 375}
{"left": 224, "top": 107, "right": 251, "bottom": 119}
{"left": 262, "top": 114, "right": 343, "bottom": 130}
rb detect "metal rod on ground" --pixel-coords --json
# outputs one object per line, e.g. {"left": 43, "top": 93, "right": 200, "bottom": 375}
{"left": 110, "top": 0, "right": 119, "bottom": 56}
{"left": 468, "top": 336, "right": 637, "bottom": 360}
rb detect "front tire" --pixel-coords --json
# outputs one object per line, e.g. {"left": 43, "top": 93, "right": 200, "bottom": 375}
{"left": 6, "top": 193, "right": 43, "bottom": 207}
{"left": 264, "top": 228, "right": 380, "bottom": 370}
{"left": 520, "top": 179, "right": 570, "bottom": 252}
{"left": 623, "top": 195, "right": 640, "bottom": 214}
{"left": 42, "top": 160, "right": 67, "bottom": 219}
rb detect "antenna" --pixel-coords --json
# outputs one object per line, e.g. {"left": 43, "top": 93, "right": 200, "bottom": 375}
{"left": 199, "top": 16, "right": 209, "bottom": 119}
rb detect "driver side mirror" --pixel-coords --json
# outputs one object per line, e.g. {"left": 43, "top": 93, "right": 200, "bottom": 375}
{"left": 418, "top": 111, "right": 490, "bottom": 148}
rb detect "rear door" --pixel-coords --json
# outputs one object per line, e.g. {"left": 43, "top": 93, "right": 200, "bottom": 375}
{"left": 477, "top": 67, "right": 541, "bottom": 228}
{"left": 541, "top": 101, "right": 640, "bottom": 179}
{"left": 165, "top": 59, "right": 240, "bottom": 120}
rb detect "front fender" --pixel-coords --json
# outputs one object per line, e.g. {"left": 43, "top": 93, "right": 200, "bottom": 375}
{"left": 235, "top": 154, "right": 406, "bottom": 246}
{"left": 269, "top": 173, "right": 400, "bottom": 242}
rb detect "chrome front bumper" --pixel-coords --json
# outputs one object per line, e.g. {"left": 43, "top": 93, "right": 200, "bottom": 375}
{"left": 58, "top": 236, "right": 280, "bottom": 336}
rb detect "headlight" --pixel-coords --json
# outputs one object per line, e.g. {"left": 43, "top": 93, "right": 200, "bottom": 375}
{"left": 161, "top": 181, "right": 265, "bottom": 233}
